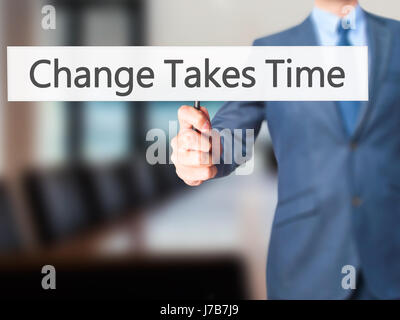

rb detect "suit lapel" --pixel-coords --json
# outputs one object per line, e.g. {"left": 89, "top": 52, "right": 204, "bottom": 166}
{"left": 299, "top": 16, "right": 349, "bottom": 140}
{"left": 353, "top": 11, "right": 392, "bottom": 139}
{"left": 290, "top": 14, "right": 390, "bottom": 140}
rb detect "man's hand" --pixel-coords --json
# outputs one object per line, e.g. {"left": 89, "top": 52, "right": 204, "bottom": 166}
{"left": 171, "top": 105, "right": 220, "bottom": 186}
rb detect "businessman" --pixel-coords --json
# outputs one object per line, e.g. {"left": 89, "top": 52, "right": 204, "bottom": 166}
{"left": 171, "top": 0, "right": 400, "bottom": 299}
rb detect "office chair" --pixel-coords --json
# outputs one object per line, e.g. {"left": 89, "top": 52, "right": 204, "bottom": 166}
{"left": 118, "top": 157, "right": 160, "bottom": 208}
{"left": 0, "top": 181, "right": 21, "bottom": 252}
{"left": 76, "top": 163, "right": 130, "bottom": 222}
{"left": 24, "top": 168, "right": 91, "bottom": 243}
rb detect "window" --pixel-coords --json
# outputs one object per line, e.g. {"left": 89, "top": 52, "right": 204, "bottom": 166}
{"left": 34, "top": 1, "right": 142, "bottom": 165}
{"left": 83, "top": 102, "right": 130, "bottom": 162}
{"left": 35, "top": 102, "right": 67, "bottom": 166}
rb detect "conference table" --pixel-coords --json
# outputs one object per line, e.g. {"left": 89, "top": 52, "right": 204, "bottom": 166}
{"left": 0, "top": 169, "right": 277, "bottom": 299}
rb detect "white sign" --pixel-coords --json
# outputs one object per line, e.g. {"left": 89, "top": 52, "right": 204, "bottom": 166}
{"left": 7, "top": 46, "right": 368, "bottom": 101}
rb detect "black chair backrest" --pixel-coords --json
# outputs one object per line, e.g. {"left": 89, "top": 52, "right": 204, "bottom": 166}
{"left": 0, "top": 181, "right": 21, "bottom": 252}
{"left": 154, "top": 163, "right": 187, "bottom": 195}
{"left": 118, "top": 158, "right": 158, "bottom": 208}
{"left": 77, "top": 164, "right": 129, "bottom": 221}
{"left": 118, "top": 157, "right": 188, "bottom": 209}
{"left": 24, "top": 169, "right": 91, "bottom": 243}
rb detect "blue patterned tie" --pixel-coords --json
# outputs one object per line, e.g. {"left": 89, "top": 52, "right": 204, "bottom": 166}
{"left": 336, "top": 22, "right": 361, "bottom": 136}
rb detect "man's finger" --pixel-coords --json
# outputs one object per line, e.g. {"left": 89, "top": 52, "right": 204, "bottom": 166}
{"left": 173, "top": 129, "right": 211, "bottom": 152}
{"left": 183, "top": 179, "right": 203, "bottom": 187}
{"left": 178, "top": 105, "right": 211, "bottom": 131}
{"left": 176, "top": 165, "right": 217, "bottom": 181}
{"left": 200, "top": 106, "right": 210, "bottom": 121}
{"left": 172, "top": 149, "right": 213, "bottom": 167}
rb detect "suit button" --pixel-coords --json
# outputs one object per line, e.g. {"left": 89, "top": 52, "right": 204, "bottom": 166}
{"left": 350, "top": 142, "right": 358, "bottom": 150}
{"left": 352, "top": 196, "right": 362, "bottom": 207}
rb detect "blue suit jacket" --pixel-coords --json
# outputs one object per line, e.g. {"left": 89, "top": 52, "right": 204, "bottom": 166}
{"left": 212, "top": 10, "right": 400, "bottom": 299}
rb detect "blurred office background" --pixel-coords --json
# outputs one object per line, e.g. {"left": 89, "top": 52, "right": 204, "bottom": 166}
{"left": 0, "top": 0, "right": 399, "bottom": 300}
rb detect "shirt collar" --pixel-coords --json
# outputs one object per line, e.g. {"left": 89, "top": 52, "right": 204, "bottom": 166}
{"left": 311, "top": 4, "right": 365, "bottom": 35}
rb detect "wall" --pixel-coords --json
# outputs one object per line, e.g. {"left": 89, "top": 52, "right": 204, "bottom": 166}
{"left": 146, "top": 0, "right": 400, "bottom": 45}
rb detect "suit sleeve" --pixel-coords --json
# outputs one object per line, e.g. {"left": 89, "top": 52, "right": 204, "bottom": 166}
{"left": 211, "top": 100, "right": 266, "bottom": 178}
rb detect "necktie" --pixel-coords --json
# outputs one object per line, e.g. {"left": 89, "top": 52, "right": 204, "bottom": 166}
{"left": 336, "top": 22, "right": 361, "bottom": 136}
